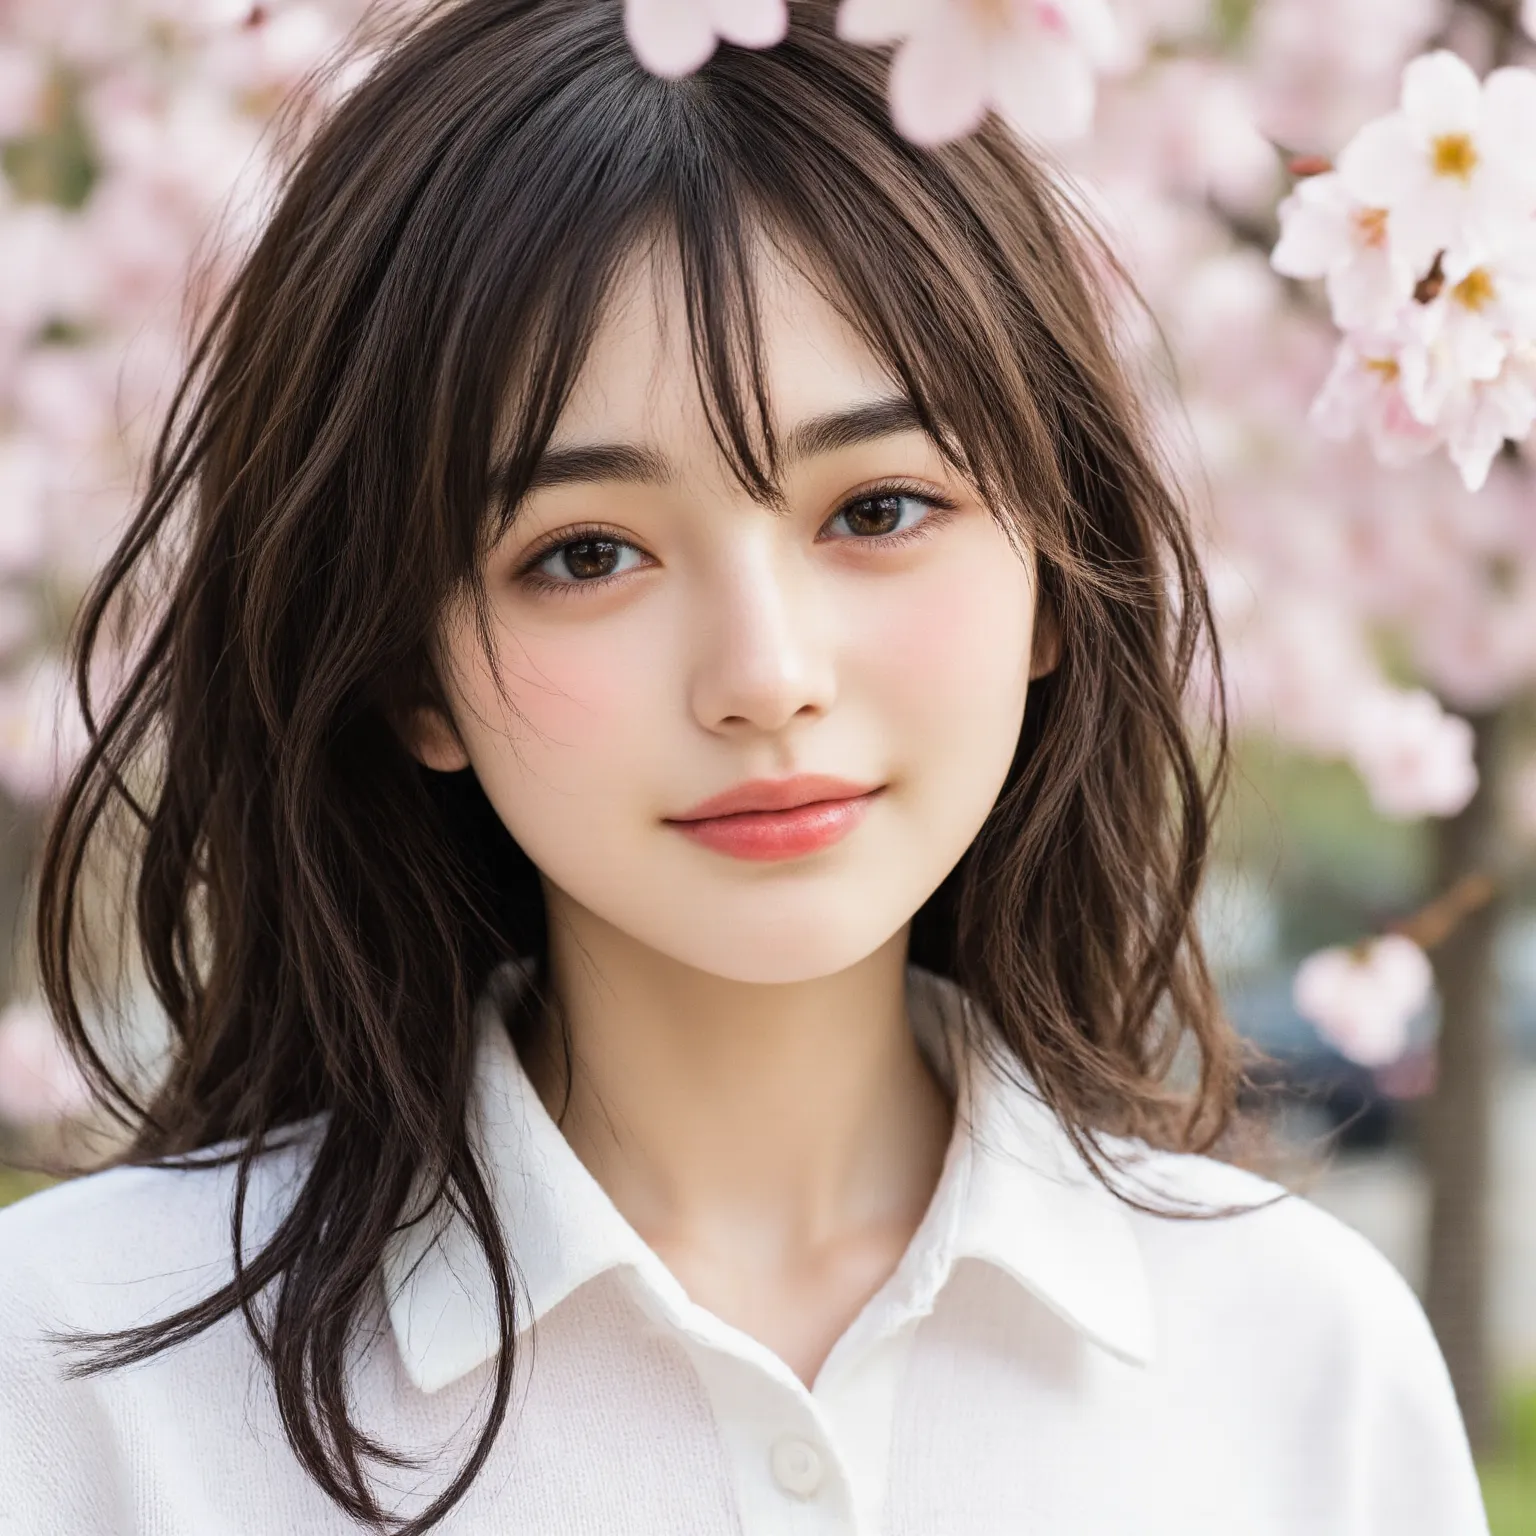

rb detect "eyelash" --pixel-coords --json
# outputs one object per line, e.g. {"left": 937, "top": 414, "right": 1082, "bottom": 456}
{"left": 513, "top": 479, "right": 961, "bottom": 598}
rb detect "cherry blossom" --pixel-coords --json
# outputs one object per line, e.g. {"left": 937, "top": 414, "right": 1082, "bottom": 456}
{"left": 1348, "top": 687, "right": 1478, "bottom": 820}
{"left": 1397, "top": 227, "right": 1536, "bottom": 405}
{"left": 1427, "top": 339, "right": 1536, "bottom": 491}
{"left": 624, "top": 0, "right": 789, "bottom": 79}
{"left": 836, "top": 0, "right": 1121, "bottom": 146}
{"left": 1271, "top": 172, "right": 1418, "bottom": 333}
{"left": 1335, "top": 50, "right": 1536, "bottom": 275}
{"left": 1271, "top": 51, "right": 1536, "bottom": 489}
{"left": 1292, "top": 934, "right": 1434, "bottom": 1067}
{"left": 1307, "top": 330, "right": 1444, "bottom": 465}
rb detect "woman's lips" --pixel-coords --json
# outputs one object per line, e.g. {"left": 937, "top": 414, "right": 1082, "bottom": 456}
{"left": 666, "top": 788, "right": 882, "bottom": 861}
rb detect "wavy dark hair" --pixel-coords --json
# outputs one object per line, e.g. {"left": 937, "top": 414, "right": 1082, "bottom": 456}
{"left": 32, "top": 0, "right": 1289, "bottom": 1529}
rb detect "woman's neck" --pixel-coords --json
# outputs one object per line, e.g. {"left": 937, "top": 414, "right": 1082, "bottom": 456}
{"left": 522, "top": 902, "right": 954, "bottom": 1291}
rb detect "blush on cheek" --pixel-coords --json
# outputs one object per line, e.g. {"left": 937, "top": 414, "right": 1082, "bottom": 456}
{"left": 880, "top": 567, "right": 1035, "bottom": 706}
{"left": 494, "top": 635, "right": 641, "bottom": 761}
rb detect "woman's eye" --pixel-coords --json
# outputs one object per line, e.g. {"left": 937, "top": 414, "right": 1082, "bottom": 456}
{"left": 525, "top": 535, "right": 646, "bottom": 589}
{"left": 827, "top": 490, "right": 938, "bottom": 542}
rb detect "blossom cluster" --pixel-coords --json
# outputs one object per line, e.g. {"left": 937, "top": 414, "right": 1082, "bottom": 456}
{"left": 1272, "top": 50, "right": 1536, "bottom": 493}
{"left": 1054, "top": 3, "right": 1536, "bottom": 1066}
{"left": 628, "top": 0, "right": 1127, "bottom": 146}
{"left": 1292, "top": 934, "right": 1434, "bottom": 1068}
{"left": 0, "top": 0, "right": 378, "bottom": 811}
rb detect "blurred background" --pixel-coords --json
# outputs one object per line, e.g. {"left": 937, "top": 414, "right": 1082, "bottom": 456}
{"left": 1, "top": 0, "right": 1534, "bottom": 1528}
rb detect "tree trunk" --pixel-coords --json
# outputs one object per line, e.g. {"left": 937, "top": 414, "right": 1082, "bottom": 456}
{"left": 1421, "top": 706, "right": 1504, "bottom": 1456}
{"left": 0, "top": 789, "right": 42, "bottom": 1004}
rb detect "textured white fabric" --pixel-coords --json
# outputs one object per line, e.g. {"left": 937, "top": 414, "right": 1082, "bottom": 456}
{"left": 0, "top": 961, "right": 1491, "bottom": 1535}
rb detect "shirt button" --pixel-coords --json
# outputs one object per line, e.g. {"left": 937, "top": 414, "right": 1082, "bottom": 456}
{"left": 769, "top": 1435, "right": 825, "bottom": 1498}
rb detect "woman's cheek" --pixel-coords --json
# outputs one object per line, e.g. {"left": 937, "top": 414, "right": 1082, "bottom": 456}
{"left": 466, "top": 629, "right": 655, "bottom": 875}
{"left": 499, "top": 630, "right": 649, "bottom": 771}
{"left": 875, "top": 559, "right": 1035, "bottom": 727}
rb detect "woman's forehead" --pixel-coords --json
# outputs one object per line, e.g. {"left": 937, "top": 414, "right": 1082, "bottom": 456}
{"left": 541, "top": 233, "right": 901, "bottom": 463}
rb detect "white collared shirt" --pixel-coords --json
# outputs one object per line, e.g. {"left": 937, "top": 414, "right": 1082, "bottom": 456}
{"left": 0, "top": 962, "right": 1489, "bottom": 1534}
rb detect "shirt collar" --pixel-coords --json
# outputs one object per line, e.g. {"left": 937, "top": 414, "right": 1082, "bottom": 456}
{"left": 381, "top": 959, "right": 1157, "bottom": 1396}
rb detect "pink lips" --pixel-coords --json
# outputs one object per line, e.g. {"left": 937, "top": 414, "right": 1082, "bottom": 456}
{"left": 664, "top": 774, "right": 884, "bottom": 862}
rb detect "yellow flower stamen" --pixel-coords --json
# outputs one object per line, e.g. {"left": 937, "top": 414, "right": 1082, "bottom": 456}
{"left": 1364, "top": 356, "right": 1400, "bottom": 382}
{"left": 1452, "top": 267, "right": 1496, "bottom": 312}
{"left": 1431, "top": 133, "right": 1478, "bottom": 182}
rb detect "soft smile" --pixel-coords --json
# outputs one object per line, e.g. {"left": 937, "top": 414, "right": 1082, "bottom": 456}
{"left": 664, "top": 775, "right": 886, "bottom": 862}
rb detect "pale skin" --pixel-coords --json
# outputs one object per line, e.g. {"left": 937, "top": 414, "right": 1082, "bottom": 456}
{"left": 402, "top": 233, "right": 1059, "bottom": 1389}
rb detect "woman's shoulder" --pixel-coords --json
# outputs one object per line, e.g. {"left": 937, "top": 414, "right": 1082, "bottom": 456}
{"left": 1109, "top": 1139, "right": 1385, "bottom": 1274}
{"left": 0, "top": 1118, "right": 326, "bottom": 1335}
{"left": 1108, "top": 1139, "right": 1441, "bottom": 1361}
{"left": 0, "top": 1127, "right": 326, "bottom": 1535}
{"left": 1107, "top": 1139, "right": 1485, "bottom": 1526}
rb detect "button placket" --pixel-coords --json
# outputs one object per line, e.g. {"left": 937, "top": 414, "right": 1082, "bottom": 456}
{"left": 637, "top": 1282, "right": 860, "bottom": 1531}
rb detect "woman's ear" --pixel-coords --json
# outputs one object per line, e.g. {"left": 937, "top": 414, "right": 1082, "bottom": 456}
{"left": 396, "top": 702, "right": 472, "bottom": 774}
{"left": 1028, "top": 594, "right": 1062, "bottom": 681}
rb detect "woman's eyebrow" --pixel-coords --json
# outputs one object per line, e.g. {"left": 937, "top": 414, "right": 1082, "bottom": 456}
{"left": 510, "top": 394, "right": 926, "bottom": 494}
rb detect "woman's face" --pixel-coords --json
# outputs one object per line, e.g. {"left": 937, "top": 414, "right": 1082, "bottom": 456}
{"left": 409, "top": 238, "right": 1055, "bottom": 984}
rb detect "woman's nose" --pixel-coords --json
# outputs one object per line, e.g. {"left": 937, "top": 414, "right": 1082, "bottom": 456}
{"left": 687, "top": 544, "right": 838, "bottom": 735}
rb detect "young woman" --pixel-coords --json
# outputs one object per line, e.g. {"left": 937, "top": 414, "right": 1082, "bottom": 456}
{"left": 0, "top": 1, "right": 1489, "bottom": 1532}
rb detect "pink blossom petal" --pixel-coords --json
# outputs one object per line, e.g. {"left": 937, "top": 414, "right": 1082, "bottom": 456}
{"left": 887, "top": 21, "right": 991, "bottom": 147}
{"left": 1373, "top": 400, "right": 1444, "bottom": 462}
{"left": 836, "top": 0, "right": 938, "bottom": 45}
{"left": 1446, "top": 320, "right": 1506, "bottom": 385}
{"left": 1293, "top": 936, "right": 1433, "bottom": 1068}
{"left": 1271, "top": 176, "right": 1352, "bottom": 280}
{"left": 1327, "top": 247, "right": 1415, "bottom": 332}
{"left": 1052, "top": 0, "right": 1120, "bottom": 66}
{"left": 625, "top": 0, "right": 719, "bottom": 78}
{"left": 991, "top": 28, "right": 1097, "bottom": 143}
{"left": 1383, "top": 178, "right": 1459, "bottom": 276}
{"left": 1482, "top": 65, "right": 1536, "bottom": 143}
{"left": 1336, "top": 115, "right": 1423, "bottom": 211}
{"left": 1400, "top": 49, "right": 1482, "bottom": 138}
{"left": 1351, "top": 687, "right": 1478, "bottom": 818}
{"left": 1446, "top": 414, "right": 1505, "bottom": 492}
{"left": 709, "top": 0, "right": 789, "bottom": 49}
